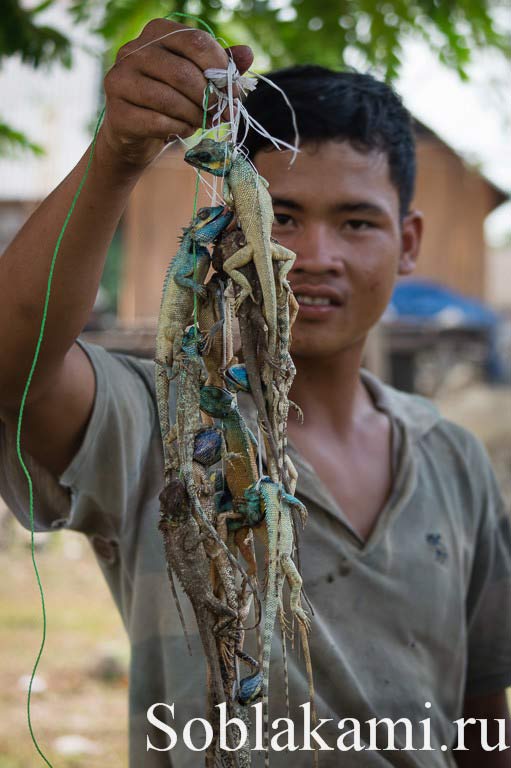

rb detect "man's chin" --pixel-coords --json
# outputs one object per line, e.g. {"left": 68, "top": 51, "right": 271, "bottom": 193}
{"left": 291, "top": 329, "right": 367, "bottom": 359}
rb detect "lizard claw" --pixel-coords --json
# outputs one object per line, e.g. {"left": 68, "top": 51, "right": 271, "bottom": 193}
{"left": 233, "top": 289, "right": 255, "bottom": 314}
{"left": 296, "top": 608, "right": 311, "bottom": 634}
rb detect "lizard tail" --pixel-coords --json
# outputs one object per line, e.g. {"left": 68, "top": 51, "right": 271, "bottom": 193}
{"left": 165, "top": 564, "right": 193, "bottom": 656}
{"left": 298, "top": 621, "right": 319, "bottom": 768}
{"left": 158, "top": 515, "right": 192, "bottom": 655}
{"left": 279, "top": 607, "right": 290, "bottom": 721}
{"left": 262, "top": 592, "right": 278, "bottom": 768}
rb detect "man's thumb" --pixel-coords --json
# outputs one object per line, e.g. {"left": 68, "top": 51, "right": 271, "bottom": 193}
{"left": 225, "top": 45, "right": 254, "bottom": 75}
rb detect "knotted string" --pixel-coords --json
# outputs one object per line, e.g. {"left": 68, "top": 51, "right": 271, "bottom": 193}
{"left": 204, "top": 63, "right": 300, "bottom": 163}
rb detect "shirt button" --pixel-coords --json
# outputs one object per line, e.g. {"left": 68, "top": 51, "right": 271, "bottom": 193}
{"left": 339, "top": 557, "right": 351, "bottom": 576}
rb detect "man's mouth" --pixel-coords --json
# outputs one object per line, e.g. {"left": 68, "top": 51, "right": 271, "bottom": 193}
{"left": 292, "top": 286, "right": 345, "bottom": 316}
{"left": 295, "top": 295, "right": 334, "bottom": 307}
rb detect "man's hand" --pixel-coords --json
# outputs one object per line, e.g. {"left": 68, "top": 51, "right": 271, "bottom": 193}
{"left": 100, "top": 18, "right": 253, "bottom": 171}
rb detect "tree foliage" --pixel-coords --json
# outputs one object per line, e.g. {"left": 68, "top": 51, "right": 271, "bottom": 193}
{"left": 0, "top": 0, "right": 71, "bottom": 154}
{"left": 69, "top": 0, "right": 509, "bottom": 79}
{"left": 1, "top": 0, "right": 509, "bottom": 154}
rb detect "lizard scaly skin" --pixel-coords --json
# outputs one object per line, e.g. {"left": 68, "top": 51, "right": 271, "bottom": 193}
{"left": 184, "top": 139, "right": 296, "bottom": 373}
{"left": 155, "top": 205, "right": 232, "bottom": 480}
{"left": 167, "top": 329, "right": 251, "bottom": 590}
{"left": 198, "top": 273, "right": 237, "bottom": 389}
{"left": 158, "top": 480, "right": 235, "bottom": 711}
{"left": 214, "top": 228, "right": 280, "bottom": 471}
{"left": 252, "top": 478, "right": 315, "bottom": 768}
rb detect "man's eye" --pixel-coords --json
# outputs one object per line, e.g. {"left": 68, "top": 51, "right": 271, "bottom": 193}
{"left": 273, "top": 213, "right": 294, "bottom": 226}
{"left": 345, "top": 219, "right": 374, "bottom": 230}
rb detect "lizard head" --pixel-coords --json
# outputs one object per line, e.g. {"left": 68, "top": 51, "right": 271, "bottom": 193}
{"left": 184, "top": 138, "right": 233, "bottom": 176}
{"left": 237, "top": 671, "right": 263, "bottom": 705}
{"left": 193, "top": 427, "right": 223, "bottom": 467}
{"left": 224, "top": 364, "right": 250, "bottom": 394}
{"left": 158, "top": 479, "right": 190, "bottom": 528}
{"left": 181, "top": 326, "right": 204, "bottom": 356}
{"left": 200, "top": 385, "right": 235, "bottom": 418}
{"left": 190, "top": 205, "right": 233, "bottom": 245}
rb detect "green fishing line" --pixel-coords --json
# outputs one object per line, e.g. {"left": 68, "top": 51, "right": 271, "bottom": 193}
{"left": 166, "top": 10, "right": 217, "bottom": 333}
{"left": 16, "top": 106, "right": 104, "bottom": 767}
{"left": 17, "top": 11, "right": 224, "bottom": 764}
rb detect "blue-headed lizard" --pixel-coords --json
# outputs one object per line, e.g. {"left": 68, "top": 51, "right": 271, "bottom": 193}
{"left": 155, "top": 204, "right": 232, "bottom": 481}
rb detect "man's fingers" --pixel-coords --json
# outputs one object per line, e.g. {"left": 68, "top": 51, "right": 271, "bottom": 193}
{"left": 138, "top": 19, "right": 230, "bottom": 73}
{"left": 114, "top": 100, "right": 195, "bottom": 140}
{"left": 225, "top": 45, "right": 254, "bottom": 76}
{"left": 135, "top": 47, "right": 210, "bottom": 111}
{"left": 121, "top": 75, "right": 205, "bottom": 129}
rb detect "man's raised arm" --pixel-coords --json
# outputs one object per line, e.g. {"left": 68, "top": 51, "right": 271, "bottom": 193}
{"left": 0, "top": 19, "right": 252, "bottom": 476}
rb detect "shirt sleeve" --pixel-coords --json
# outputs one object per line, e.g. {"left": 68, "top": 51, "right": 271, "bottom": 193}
{"left": 464, "top": 434, "right": 511, "bottom": 697}
{"left": 0, "top": 340, "right": 157, "bottom": 540}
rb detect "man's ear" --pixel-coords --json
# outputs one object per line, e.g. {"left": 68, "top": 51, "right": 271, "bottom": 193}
{"left": 398, "top": 210, "right": 423, "bottom": 276}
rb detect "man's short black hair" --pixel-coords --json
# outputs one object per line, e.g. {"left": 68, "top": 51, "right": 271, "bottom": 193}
{"left": 242, "top": 65, "right": 416, "bottom": 218}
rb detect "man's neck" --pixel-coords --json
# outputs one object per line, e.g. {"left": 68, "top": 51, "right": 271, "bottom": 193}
{"left": 289, "top": 339, "right": 373, "bottom": 438}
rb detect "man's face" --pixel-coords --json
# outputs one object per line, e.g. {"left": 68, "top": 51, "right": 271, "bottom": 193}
{"left": 254, "top": 140, "right": 421, "bottom": 359}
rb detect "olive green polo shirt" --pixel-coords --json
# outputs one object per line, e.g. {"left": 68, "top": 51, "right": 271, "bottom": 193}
{"left": 1, "top": 339, "right": 510, "bottom": 767}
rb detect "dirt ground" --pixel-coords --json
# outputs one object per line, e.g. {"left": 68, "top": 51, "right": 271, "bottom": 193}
{"left": 0, "top": 385, "right": 509, "bottom": 766}
{"left": 0, "top": 529, "right": 129, "bottom": 767}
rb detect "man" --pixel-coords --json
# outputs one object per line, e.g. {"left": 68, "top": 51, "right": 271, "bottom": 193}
{"left": 0, "top": 18, "right": 510, "bottom": 768}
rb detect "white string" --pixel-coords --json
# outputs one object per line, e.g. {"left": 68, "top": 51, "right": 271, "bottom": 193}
{"left": 116, "top": 28, "right": 201, "bottom": 63}
{"left": 175, "top": 135, "right": 227, "bottom": 206}
{"left": 257, "top": 423, "right": 264, "bottom": 479}
{"left": 204, "top": 64, "right": 300, "bottom": 164}
{"left": 248, "top": 69, "right": 300, "bottom": 164}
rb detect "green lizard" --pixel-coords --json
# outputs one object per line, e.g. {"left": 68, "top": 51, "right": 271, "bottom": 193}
{"left": 213, "top": 229, "right": 277, "bottom": 461}
{"left": 197, "top": 272, "right": 237, "bottom": 389}
{"left": 184, "top": 139, "right": 296, "bottom": 373}
{"left": 155, "top": 204, "right": 232, "bottom": 481}
{"left": 249, "top": 477, "right": 316, "bottom": 768}
{"left": 193, "top": 428, "right": 238, "bottom": 618}
{"left": 158, "top": 479, "right": 234, "bottom": 707}
{"left": 167, "top": 329, "right": 250, "bottom": 591}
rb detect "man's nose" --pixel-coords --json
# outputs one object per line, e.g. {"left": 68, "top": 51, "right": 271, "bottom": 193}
{"left": 290, "top": 223, "right": 345, "bottom": 276}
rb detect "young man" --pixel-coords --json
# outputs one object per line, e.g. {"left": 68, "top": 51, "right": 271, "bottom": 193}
{"left": 0, "top": 18, "right": 509, "bottom": 768}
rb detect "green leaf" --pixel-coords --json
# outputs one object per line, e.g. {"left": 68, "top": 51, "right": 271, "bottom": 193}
{"left": 0, "top": 122, "right": 44, "bottom": 156}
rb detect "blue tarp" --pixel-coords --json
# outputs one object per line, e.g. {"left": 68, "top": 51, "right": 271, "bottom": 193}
{"left": 388, "top": 279, "right": 499, "bottom": 327}
{"left": 386, "top": 279, "right": 505, "bottom": 381}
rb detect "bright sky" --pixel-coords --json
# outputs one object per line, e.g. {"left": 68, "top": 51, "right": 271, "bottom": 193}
{"left": 395, "top": 39, "right": 510, "bottom": 247}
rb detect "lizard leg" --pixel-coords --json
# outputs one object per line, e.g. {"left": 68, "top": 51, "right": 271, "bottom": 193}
{"left": 234, "top": 527, "right": 258, "bottom": 583}
{"left": 281, "top": 554, "right": 311, "bottom": 632}
{"left": 288, "top": 291, "right": 299, "bottom": 329}
{"left": 222, "top": 243, "right": 256, "bottom": 310}
{"left": 271, "top": 242, "right": 296, "bottom": 287}
{"left": 284, "top": 455, "right": 298, "bottom": 496}
{"left": 174, "top": 273, "right": 208, "bottom": 297}
{"left": 200, "top": 318, "right": 224, "bottom": 354}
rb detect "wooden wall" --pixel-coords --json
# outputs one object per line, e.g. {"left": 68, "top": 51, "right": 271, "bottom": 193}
{"left": 118, "top": 139, "right": 503, "bottom": 326}
{"left": 119, "top": 146, "right": 213, "bottom": 327}
{"left": 412, "top": 138, "right": 500, "bottom": 299}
